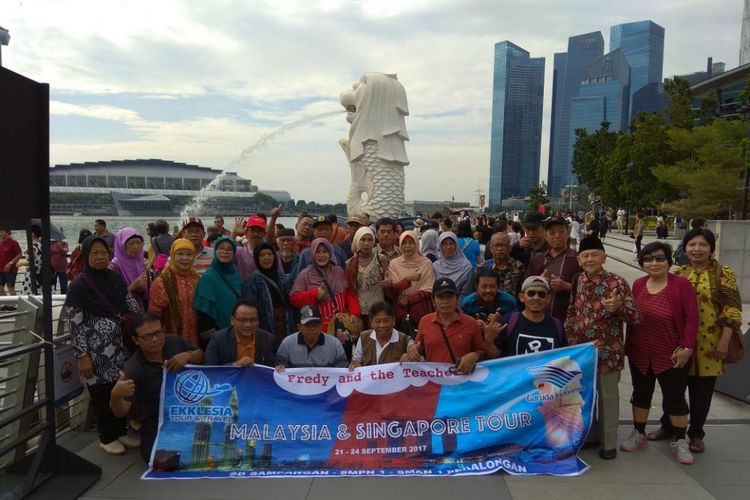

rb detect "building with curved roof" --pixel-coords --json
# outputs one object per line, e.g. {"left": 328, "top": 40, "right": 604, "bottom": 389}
{"left": 50, "top": 159, "right": 291, "bottom": 216}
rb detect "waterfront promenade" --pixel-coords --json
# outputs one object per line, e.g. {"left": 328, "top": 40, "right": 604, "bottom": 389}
{"left": 50, "top": 232, "right": 750, "bottom": 500}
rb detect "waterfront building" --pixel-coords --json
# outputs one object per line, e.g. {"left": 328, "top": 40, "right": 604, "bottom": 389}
{"left": 610, "top": 20, "right": 665, "bottom": 118}
{"left": 49, "top": 159, "right": 291, "bottom": 216}
{"left": 689, "top": 62, "right": 750, "bottom": 121}
{"left": 488, "top": 41, "right": 545, "bottom": 209}
{"left": 548, "top": 32, "right": 605, "bottom": 197}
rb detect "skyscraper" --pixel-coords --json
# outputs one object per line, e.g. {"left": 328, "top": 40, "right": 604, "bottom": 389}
{"left": 488, "top": 41, "right": 545, "bottom": 208}
{"left": 610, "top": 20, "right": 665, "bottom": 118}
{"left": 547, "top": 32, "right": 605, "bottom": 197}
{"left": 569, "top": 49, "right": 631, "bottom": 165}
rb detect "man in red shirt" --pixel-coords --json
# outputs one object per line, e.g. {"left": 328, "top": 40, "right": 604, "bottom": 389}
{"left": 0, "top": 229, "right": 22, "bottom": 296}
{"left": 402, "top": 278, "right": 484, "bottom": 373}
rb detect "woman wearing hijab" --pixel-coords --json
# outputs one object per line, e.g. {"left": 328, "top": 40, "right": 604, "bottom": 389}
{"left": 420, "top": 227, "right": 439, "bottom": 263}
{"left": 193, "top": 237, "right": 242, "bottom": 341}
{"left": 64, "top": 235, "right": 140, "bottom": 455}
{"left": 290, "top": 238, "right": 362, "bottom": 336}
{"left": 387, "top": 230, "right": 436, "bottom": 327}
{"left": 345, "top": 227, "right": 389, "bottom": 330}
{"left": 433, "top": 231, "right": 474, "bottom": 301}
{"left": 242, "top": 242, "right": 295, "bottom": 346}
{"left": 109, "top": 227, "right": 148, "bottom": 309}
{"left": 148, "top": 238, "right": 200, "bottom": 345}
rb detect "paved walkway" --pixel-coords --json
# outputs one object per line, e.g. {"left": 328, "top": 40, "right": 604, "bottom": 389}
{"left": 58, "top": 231, "right": 750, "bottom": 500}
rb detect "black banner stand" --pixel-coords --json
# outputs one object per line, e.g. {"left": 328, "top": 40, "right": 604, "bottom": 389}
{"left": 0, "top": 66, "right": 101, "bottom": 498}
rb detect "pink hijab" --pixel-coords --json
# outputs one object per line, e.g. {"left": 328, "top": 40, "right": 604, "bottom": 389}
{"left": 291, "top": 238, "right": 348, "bottom": 295}
{"left": 386, "top": 231, "right": 435, "bottom": 294}
{"left": 109, "top": 227, "right": 147, "bottom": 290}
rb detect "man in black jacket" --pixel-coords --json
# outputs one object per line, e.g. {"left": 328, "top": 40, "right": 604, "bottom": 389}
{"left": 204, "top": 299, "right": 276, "bottom": 367}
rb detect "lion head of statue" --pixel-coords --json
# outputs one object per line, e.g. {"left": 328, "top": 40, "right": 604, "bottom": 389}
{"left": 340, "top": 72, "right": 409, "bottom": 166}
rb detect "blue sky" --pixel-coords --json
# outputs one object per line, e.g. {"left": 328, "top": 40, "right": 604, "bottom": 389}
{"left": 3, "top": 0, "right": 745, "bottom": 203}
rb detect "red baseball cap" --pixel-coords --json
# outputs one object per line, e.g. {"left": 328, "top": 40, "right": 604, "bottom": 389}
{"left": 180, "top": 216, "right": 204, "bottom": 230}
{"left": 245, "top": 215, "right": 267, "bottom": 230}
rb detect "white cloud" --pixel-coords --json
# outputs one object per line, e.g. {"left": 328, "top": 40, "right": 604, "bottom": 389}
{"left": 6, "top": 0, "right": 747, "bottom": 204}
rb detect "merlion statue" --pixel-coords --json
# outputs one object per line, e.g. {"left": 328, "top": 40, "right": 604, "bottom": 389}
{"left": 339, "top": 73, "right": 409, "bottom": 218}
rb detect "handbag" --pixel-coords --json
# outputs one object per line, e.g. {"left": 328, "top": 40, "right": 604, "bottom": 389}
{"left": 314, "top": 267, "right": 356, "bottom": 338}
{"left": 725, "top": 324, "right": 746, "bottom": 364}
{"left": 711, "top": 265, "right": 745, "bottom": 364}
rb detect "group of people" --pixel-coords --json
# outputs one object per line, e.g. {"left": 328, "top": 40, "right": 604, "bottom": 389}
{"left": 61, "top": 209, "right": 741, "bottom": 469}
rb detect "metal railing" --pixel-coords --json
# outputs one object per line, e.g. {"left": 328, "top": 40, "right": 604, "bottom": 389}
{"left": 0, "top": 295, "right": 89, "bottom": 470}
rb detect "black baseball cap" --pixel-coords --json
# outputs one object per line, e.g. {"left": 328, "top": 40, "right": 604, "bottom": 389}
{"left": 544, "top": 216, "right": 570, "bottom": 230}
{"left": 523, "top": 212, "right": 546, "bottom": 229}
{"left": 432, "top": 277, "right": 459, "bottom": 296}
{"left": 299, "top": 305, "right": 322, "bottom": 325}
{"left": 312, "top": 215, "right": 332, "bottom": 227}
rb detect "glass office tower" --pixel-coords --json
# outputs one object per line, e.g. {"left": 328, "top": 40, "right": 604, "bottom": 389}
{"left": 488, "top": 41, "right": 545, "bottom": 208}
{"left": 547, "top": 32, "right": 604, "bottom": 197}
{"left": 610, "top": 20, "right": 664, "bottom": 119}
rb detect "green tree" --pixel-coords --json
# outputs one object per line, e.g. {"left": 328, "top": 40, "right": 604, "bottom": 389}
{"left": 652, "top": 119, "right": 748, "bottom": 217}
{"left": 251, "top": 192, "right": 278, "bottom": 209}
{"left": 698, "top": 94, "right": 718, "bottom": 125}
{"left": 527, "top": 183, "right": 549, "bottom": 214}
{"left": 621, "top": 114, "right": 674, "bottom": 208}
{"left": 571, "top": 121, "right": 617, "bottom": 199}
{"left": 663, "top": 77, "right": 694, "bottom": 129}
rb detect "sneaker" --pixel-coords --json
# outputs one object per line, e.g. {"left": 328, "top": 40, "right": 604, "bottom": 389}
{"left": 118, "top": 432, "right": 141, "bottom": 449}
{"left": 99, "top": 440, "right": 126, "bottom": 455}
{"left": 620, "top": 429, "right": 649, "bottom": 452}
{"left": 647, "top": 427, "right": 670, "bottom": 441}
{"left": 671, "top": 439, "right": 694, "bottom": 465}
{"left": 689, "top": 437, "right": 705, "bottom": 453}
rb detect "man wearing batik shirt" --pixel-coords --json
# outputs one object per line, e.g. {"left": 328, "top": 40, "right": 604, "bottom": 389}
{"left": 564, "top": 236, "right": 640, "bottom": 460}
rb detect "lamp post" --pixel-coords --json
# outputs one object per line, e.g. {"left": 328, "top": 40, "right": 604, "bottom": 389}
{"left": 564, "top": 184, "right": 578, "bottom": 211}
{"left": 0, "top": 26, "right": 9, "bottom": 67}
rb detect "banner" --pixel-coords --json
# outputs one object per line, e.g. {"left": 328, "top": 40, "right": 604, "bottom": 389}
{"left": 143, "top": 344, "right": 597, "bottom": 479}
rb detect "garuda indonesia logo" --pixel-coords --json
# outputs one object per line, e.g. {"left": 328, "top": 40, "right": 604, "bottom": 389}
{"left": 528, "top": 364, "right": 581, "bottom": 389}
{"left": 174, "top": 370, "right": 233, "bottom": 405}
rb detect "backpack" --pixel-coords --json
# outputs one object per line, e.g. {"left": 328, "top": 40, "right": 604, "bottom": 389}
{"left": 674, "top": 242, "right": 688, "bottom": 266}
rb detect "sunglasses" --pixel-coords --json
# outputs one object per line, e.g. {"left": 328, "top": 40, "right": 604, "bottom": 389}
{"left": 642, "top": 255, "right": 668, "bottom": 263}
{"left": 524, "top": 290, "right": 548, "bottom": 298}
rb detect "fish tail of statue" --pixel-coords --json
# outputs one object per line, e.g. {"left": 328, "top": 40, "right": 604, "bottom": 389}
{"left": 341, "top": 72, "right": 409, "bottom": 219}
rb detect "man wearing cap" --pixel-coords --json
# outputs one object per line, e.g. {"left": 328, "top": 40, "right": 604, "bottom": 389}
{"left": 180, "top": 217, "right": 214, "bottom": 276}
{"left": 276, "top": 228, "right": 300, "bottom": 283}
{"left": 484, "top": 276, "right": 566, "bottom": 358}
{"left": 297, "top": 216, "right": 348, "bottom": 272}
{"left": 338, "top": 214, "right": 363, "bottom": 260}
{"left": 525, "top": 216, "right": 580, "bottom": 322}
{"left": 235, "top": 215, "right": 268, "bottom": 281}
{"left": 204, "top": 299, "right": 276, "bottom": 367}
{"left": 510, "top": 212, "right": 549, "bottom": 269}
{"left": 275, "top": 305, "right": 348, "bottom": 369}
{"left": 565, "top": 236, "right": 640, "bottom": 460}
{"left": 401, "top": 278, "right": 484, "bottom": 374}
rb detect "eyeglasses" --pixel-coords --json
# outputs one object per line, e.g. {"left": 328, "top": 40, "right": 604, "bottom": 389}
{"left": 137, "top": 330, "right": 165, "bottom": 342}
{"left": 524, "top": 290, "right": 548, "bottom": 298}
{"left": 642, "top": 255, "right": 668, "bottom": 263}
{"left": 233, "top": 316, "right": 259, "bottom": 325}
{"left": 216, "top": 247, "right": 234, "bottom": 254}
